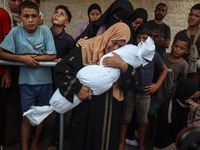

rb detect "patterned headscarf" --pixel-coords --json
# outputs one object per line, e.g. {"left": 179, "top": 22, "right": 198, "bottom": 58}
{"left": 4, "top": 0, "right": 22, "bottom": 28}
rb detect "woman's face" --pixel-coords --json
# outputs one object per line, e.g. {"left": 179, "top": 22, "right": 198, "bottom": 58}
{"left": 89, "top": 9, "right": 101, "bottom": 22}
{"left": 9, "top": 0, "right": 23, "bottom": 13}
{"left": 132, "top": 18, "right": 143, "bottom": 32}
{"left": 106, "top": 40, "right": 126, "bottom": 53}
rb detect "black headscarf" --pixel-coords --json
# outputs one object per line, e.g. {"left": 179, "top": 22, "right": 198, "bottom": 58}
{"left": 75, "top": 0, "right": 134, "bottom": 41}
{"left": 87, "top": 3, "right": 102, "bottom": 22}
{"left": 129, "top": 8, "right": 148, "bottom": 45}
{"left": 131, "top": 8, "right": 148, "bottom": 23}
{"left": 171, "top": 78, "right": 199, "bottom": 122}
{"left": 175, "top": 78, "right": 199, "bottom": 105}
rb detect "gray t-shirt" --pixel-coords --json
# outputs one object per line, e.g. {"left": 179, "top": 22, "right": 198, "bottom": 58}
{"left": 156, "top": 53, "right": 188, "bottom": 101}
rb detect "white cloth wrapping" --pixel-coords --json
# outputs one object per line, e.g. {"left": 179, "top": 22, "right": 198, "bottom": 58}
{"left": 24, "top": 37, "right": 155, "bottom": 125}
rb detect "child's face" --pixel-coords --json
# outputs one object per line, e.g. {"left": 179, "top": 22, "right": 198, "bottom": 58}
{"left": 136, "top": 34, "right": 149, "bottom": 44}
{"left": 9, "top": 0, "right": 23, "bottom": 13}
{"left": 89, "top": 9, "right": 101, "bottom": 22}
{"left": 171, "top": 40, "right": 189, "bottom": 58}
{"left": 106, "top": 40, "right": 126, "bottom": 53}
{"left": 188, "top": 9, "right": 200, "bottom": 27}
{"left": 19, "top": 8, "right": 40, "bottom": 33}
{"left": 51, "top": 9, "right": 69, "bottom": 27}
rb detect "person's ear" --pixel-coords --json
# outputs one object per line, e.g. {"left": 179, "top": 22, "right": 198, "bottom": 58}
{"left": 64, "top": 21, "right": 70, "bottom": 27}
{"left": 185, "top": 48, "right": 190, "bottom": 54}
{"left": 18, "top": 14, "right": 22, "bottom": 22}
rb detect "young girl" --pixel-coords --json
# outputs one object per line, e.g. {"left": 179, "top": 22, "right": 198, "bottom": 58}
{"left": 74, "top": 3, "right": 102, "bottom": 40}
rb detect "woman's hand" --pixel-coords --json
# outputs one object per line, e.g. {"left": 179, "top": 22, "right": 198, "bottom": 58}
{"left": 101, "top": 52, "right": 128, "bottom": 72}
{"left": 76, "top": 36, "right": 88, "bottom": 47}
{"left": 55, "top": 58, "right": 62, "bottom": 62}
{"left": 77, "top": 86, "right": 93, "bottom": 101}
{"left": 186, "top": 99, "right": 200, "bottom": 113}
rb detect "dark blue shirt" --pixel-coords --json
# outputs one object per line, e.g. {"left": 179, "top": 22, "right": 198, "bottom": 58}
{"left": 134, "top": 52, "right": 164, "bottom": 91}
{"left": 52, "top": 29, "right": 74, "bottom": 58}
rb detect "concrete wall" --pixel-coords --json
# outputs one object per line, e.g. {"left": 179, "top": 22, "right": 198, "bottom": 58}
{"left": 40, "top": 0, "right": 197, "bottom": 52}
{"left": 1, "top": 0, "right": 198, "bottom": 51}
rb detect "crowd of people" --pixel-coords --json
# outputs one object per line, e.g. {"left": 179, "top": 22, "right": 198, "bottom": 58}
{"left": 0, "top": 0, "right": 200, "bottom": 150}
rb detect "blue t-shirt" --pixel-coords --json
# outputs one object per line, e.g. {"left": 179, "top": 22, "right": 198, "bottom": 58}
{"left": 134, "top": 52, "right": 164, "bottom": 91}
{"left": 0, "top": 25, "right": 57, "bottom": 85}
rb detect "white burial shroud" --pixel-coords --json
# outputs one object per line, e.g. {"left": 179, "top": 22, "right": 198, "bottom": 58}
{"left": 24, "top": 37, "right": 155, "bottom": 125}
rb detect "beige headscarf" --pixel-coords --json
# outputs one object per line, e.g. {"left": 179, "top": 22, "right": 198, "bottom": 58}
{"left": 81, "top": 22, "right": 131, "bottom": 101}
{"left": 81, "top": 22, "right": 131, "bottom": 66}
{"left": 4, "top": 0, "right": 22, "bottom": 28}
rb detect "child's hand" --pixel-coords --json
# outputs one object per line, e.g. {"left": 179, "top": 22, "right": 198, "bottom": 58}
{"left": 21, "top": 55, "right": 40, "bottom": 68}
{"left": 1, "top": 72, "right": 11, "bottom": 89}
{"left": 145, "top": 83, "right": 159, "bottom": 94}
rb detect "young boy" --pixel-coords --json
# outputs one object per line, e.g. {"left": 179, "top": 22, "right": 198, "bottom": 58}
{"left": 0, "top": 1, "right": 57, "bottom": 150}
{"left": 175, "top": 3, "right": 200, "bottom": 87}
{"left": 48, "top": 5, "right": 74, "bottom": 150}
{"left": 51, "top": 5, "right": 74, "bottom": 62}
{"left": 26, "top": 0, "right": 43, "bottom": 24}
{"left": 119, "top": 23, "right": 168, "bottom": 150}
{"left": 148, "top": 33, "right": 191, "bottom": 137}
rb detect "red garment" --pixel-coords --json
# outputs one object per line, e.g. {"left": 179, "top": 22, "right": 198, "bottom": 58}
{"left": 0, "top": 8, "right": 11, "bottom": 75}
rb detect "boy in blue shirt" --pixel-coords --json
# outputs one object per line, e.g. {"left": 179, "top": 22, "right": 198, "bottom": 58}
{"left": 119, "top": 23, "right": 168, "bottom": 150}
{"left": 0, "top": 1, "right": 57, "bottom": 150}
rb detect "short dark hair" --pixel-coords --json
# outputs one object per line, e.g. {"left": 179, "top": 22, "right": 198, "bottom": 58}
{"left": 136, "top": 23, "right": 153, "bottom": 36}
{"left": 26, "top": 0, "right": 40, "bottom": 5}
{"left": 55, "top": 5, "right": 72, "bottom": 22}
{"left": 35, "top": 0, "right": 40, "bottom": 5}
{"left": 173, "top": 34, "right": 191, "bottom": 50}
{"left": 156, "top": 3, "right": 168, "bottom": 12}
{"left": 191, "top": 3, "right": 200, "bottom": 11}
{"left": 19, "top": 1, "right": 39, "bottom": 15}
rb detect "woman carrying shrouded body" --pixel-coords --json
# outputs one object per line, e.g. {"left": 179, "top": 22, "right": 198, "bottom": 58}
{"left": 54, "top": 22, "right": 136, "bottom": 150}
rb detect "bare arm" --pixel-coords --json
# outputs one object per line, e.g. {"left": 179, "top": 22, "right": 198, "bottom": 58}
{"left": 34, "top": 54, "right": 57, "bottom": 61}
{"left": 145, "top": 63, "right": 168, "bottom": 94}
{"left": 154, "top": 37, "right": 170, "bottom": 48}
{"left": 2, "top": 34, "right": 7, "bottom": 40}
{"left": 0, "top": 47, "right": 39, "bottom": 67}
{"left": 1, "top": 66, "right": 11, "bottom": 89}
{"left": 1, "top": 34, "right": 12, "bottom": 88}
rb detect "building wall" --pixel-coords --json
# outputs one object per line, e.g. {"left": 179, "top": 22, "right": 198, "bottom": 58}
{"left": 1, "top": 0, "right": 198, "bottom": 51}
{"left": 40, "top": 0, "right": 197, "bottom": 52}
